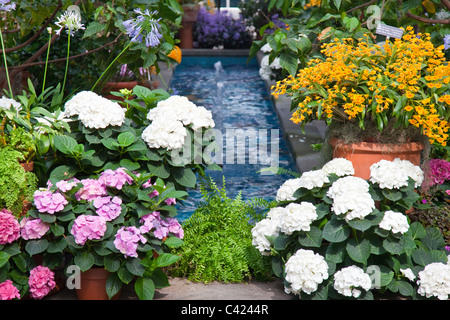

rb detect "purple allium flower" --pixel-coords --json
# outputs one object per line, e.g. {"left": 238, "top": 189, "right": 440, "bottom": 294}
{"left": 123, "top": 8, "right": 163, "bottom": 47}
{"left": 0, "top": 0, "right": 15, "bottom": 12}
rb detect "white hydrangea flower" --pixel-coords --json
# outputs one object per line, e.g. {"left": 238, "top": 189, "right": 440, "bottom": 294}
{"left": 141, "top": 119, "right": 187, "bottom": 150}
{"left": 0, "top": 97, "right": 21, "bottom": 111}
{"left": 369, "top": 158, "right": 424, "bottom": 189}
{"left": 327, "top": 176, "right": 375, "bottom": 221}
{"left": 379, "top": 210, "right": 410, "bottom": 234}
{"left": 417, "top": 262, "right": 450, "bottom": 300}
{"left": 276, "top": 178, "right": 303, "bottom": 202}
{"left": 148, "top": 95, "right": 215, "bottom": 131}
{"left": 63, "top": 91, "right": 125, "bottom": 129}
{"left": 333, "top": 266, "right": 372, "bottom": 298}
{"left": 266, "top": 206, "right": 286, "bottom": 222}
{"left": 251, "top": 218, "right": 280, "bottom": 255}
{"left": 400, "top": 268, "right": 416, "bottom": 282}
{"left": 278, "top": 202, "right": 317, "bottom": 235}
{"left": 322, "top": 158, "right": 355, "bottom": 177}
{"left": 284, "top": 249, "right": 329, "bottom": 295}
{"left": 297, "top": 169, "right": 330, "bottom": 190}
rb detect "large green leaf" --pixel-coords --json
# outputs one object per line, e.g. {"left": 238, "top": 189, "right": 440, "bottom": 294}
{"left": 298, "top": 226, "right": 322, "bottom": 248}
{"left": 106, "top": 272, "right": 123, "bottom": 300}
{"left": 346, "top": 238, "right": 371, "bottom": 264}
{"left": 135, "top": 277, "right": 155, "bottom": 300}
{"left": 74, "top": 251, "right": 95, "bottom": 272}
{"left": 0, "top": 251, "right": 10, "bottom": 269}
{"left": 54, "top": 135, "right": 78, "bottom": 155}
{"left": 172, "top": 167, "right": 196, "bottom": 188}
{"left": 322, "top": 218, "right": 350, "bottom": 243}
{"left": 25, "top": 239, "right": 49, "bottom": 256}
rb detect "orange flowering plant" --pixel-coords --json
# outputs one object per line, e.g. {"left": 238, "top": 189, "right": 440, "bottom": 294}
{"left": 272, "top": 26, "right": 450, "bottom": 147}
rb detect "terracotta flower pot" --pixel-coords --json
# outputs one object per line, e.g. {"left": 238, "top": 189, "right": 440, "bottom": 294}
{"left": 179, "top": 5, "right": 200, "bottom": 49}
{"left": 20, "top": 161, "right": 34, "bottom": 172}
{"left": 329, "top": 138, "right": 424, "bottom": 180}
{"left": 76, "top": 268, "right": 121, "bottom": 300}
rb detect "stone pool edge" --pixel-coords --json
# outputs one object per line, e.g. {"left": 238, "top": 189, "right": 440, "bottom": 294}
{"left": 158, "top": 49, "right": 328, "bottom": 174}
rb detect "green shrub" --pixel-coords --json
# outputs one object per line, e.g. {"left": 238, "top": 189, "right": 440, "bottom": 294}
{"left": 169, "top": 176, "right": 272, "bottom": 283}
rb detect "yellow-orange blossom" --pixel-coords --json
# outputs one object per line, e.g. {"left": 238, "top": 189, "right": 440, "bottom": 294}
{"left": 272, "top": 27, "right": 450, "bottom": 146}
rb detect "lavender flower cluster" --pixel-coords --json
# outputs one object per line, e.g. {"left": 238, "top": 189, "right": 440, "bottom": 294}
{"left": 193, "top": 8, "right": 252, "bottom": 49}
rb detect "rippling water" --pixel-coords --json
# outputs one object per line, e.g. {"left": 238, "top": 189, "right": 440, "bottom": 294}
{"left": 170, "top": 56, "right": 296, "bottom": 221}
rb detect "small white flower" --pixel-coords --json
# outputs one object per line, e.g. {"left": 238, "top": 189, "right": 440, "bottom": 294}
{"left": 55, "top": 8, "right": 85, "bottom": 36}
{"left": 400, "top": 268, "right": 416, "bottom": 282}
{"left": 369, "top": 158, "right": 424, "bottom": 189}
{"left": 333, "top": 266, "right": 372, "bottom": 298}
{"left": 322, "top": 158, "right": 355, "bottom": 177}
{"left": 251, "top": 218, "right": 280, "bottom": 255}
{"left": 0, "top": 97, "right": 21, "bottom": 111}
{"left": 417, "top": 262, "right": 450, "bottom": 300}
{"left": 278, "top": 202, "right": 317, "bottom": 235}
{"left": 296, "top": 169, "right": 330, "bottom": 190}
{"left": 284, "top": 249, "right": 329, "bottom": 295}
{"left": 379, "top": 210, "right": 410, "bottom": 234}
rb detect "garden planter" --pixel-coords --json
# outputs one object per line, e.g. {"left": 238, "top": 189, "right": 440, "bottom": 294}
{"left": 76, "top": 268, "right": 121, "bottom": 300}
{"left": 179, "top": 5, "right": 200, "bottom": 49}
{"left": 329, "top": 138, "right": 424, "bottom": 180}
{"left": 101, "top": 81, "right": 138, "bottom": 101}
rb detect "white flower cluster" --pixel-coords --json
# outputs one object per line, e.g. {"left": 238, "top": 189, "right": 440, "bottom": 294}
{"left": 279, "top": 202, "right": 318, "bottom": 235}
{"left": 379, "top": 210, "right": 409, "bottom": 234}
{"left": 142, "top": 95, "right": 214, "bottom": 150}
{"left": 369, "top": 158, "right": 424, "bottom": 189}
{"left": 322, "top": 157, "right": 355, "bottom": 177}
{"left": 64, "top": 91, "right": 125, "bottom": 129}
{"left": 0, "top": 97, "right": 21, "bottom": 111}
{"left": 327, "top": 176, "right": 375, "bottom": 221}
{"left": 251, "top": 203, "right": 318, "bottom": 254}
{"left": 417, "top": 262, "right": 450, "bottom": 300}
{"left": 284, "top": 249, "right": 329, "bottom": 295}
{"left": 400, "top": 268, "right": 416, "bottom": 282}
{"left": 333, "top": 265, "right": 372, "bottom": 298}
{"left": 258, "top": 43, "right": 282, "bottom": 82}
{"left": 276, "top": 159, "right": 354, "bottom": 202}
{"left": 55, "top": 8, "right": 85, "bottom": 36}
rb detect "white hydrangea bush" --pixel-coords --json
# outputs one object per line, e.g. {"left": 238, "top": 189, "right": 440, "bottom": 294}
{"left": 252, "top": 157, "right": 449, "bottom": 300}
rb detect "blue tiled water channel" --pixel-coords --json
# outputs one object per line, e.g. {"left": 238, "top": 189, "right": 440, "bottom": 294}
{"left": 171, "top": 56, "right": 296, "bottom": 221}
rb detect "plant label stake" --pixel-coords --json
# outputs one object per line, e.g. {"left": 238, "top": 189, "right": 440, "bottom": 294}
{"left": 376, "top": 23, "right": 404, "bottom": 41}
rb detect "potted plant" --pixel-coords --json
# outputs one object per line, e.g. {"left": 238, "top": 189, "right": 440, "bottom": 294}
{"left": 271, "top": 27, "right": 450, "bottom": 178}
{"left": 178, "top": 0, "right": 201, "bottom": 48}
{"left": 26, "top": 167, "right": 186, "bottom": 300}
{"left": 252, "top": 157, "right": 449, "bottom": 300}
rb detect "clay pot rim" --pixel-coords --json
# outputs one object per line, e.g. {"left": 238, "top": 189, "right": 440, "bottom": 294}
{"left": 329, "top": 137, "right": 425, "bottom": 153}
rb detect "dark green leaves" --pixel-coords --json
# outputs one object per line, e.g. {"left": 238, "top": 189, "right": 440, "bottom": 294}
{"left": 322, "top": 217, "right": 350, "bottom": 243}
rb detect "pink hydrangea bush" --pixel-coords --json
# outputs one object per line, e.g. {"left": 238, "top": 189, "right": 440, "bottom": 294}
{"left": 28, "top": 266, "right": 56, "bottom": 300}
{"left": 0, "top": 280, "right": 20, "bottom": 300}
{"left": 0, "top": 209, "right": 21, "bottom": 245}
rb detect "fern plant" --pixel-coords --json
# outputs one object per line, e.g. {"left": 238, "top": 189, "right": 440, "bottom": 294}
{"left": 169, "top": 176, "right": 274, "bottom": 283}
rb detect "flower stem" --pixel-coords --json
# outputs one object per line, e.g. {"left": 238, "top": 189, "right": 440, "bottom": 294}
{"left": 41, "top": 31, "right": 53, "bottom": 94}
{"left": 61, "top": 32, "right": 71, "bottom": 95}
{"left": 91, "top": 41, "right": 132, "bottom": 92}
{"left": 0, "top": 29, "right": 13, "bottom": 96}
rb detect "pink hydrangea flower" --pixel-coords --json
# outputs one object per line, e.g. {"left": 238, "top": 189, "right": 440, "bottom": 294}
{"left": 99, "top": 167, "right": 134, "bottom": 190}
{"left": 165, "top": 198, "right": 176, "bottom": 205}
{"left": 20, "top": 217, "right": 49, "bottom": 240}
{"left": 0, "top": 280, "right": 20, "bottom": 300}
{"left": 424, "top": 159, "right": 450, "bottom": 188}
{"left": 56, "top": 178, "right": 80, "bottom": 192}
{"left": 113, "top": 226, "right": 147, "bottom": 258}
{"left": 93, "top": 196, "right": 122, "bottom": 221}
{"left": 70, "top": 215, "right": 107, "bottom": 245}
{"left": 75, "top": 178, "right": 107, "bottom": 201}
{"left": 0, "top": 209, "right": 21, "bottom": 245}
{"left": 139, "top": 212, "right": 183, "bottom": 239}
{"left": 33, "top": 190, "right": 68, "bottom": 214}
{"left": 28, "top": 266, "right": 56, "bottom": 300}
